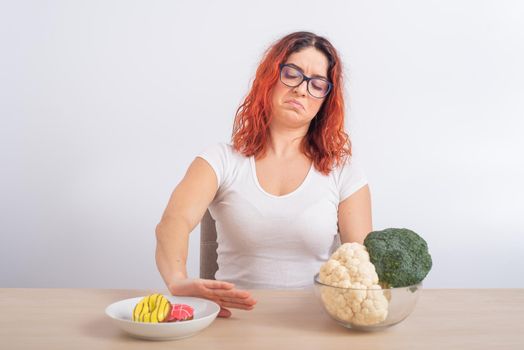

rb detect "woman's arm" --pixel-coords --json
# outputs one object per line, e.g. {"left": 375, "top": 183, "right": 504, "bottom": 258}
{"left": 155, "top": 157, "right": 256, "bottom": 317}
{"left": 337, "top": 184, "right": 373, "bottom": 245}
{"left": 155, "top": 157, "right": 218, "bottom": 284}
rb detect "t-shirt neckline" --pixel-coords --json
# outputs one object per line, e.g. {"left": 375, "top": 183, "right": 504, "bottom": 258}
{"left": 249, "top": 155, "right": 314, "bottom": 199}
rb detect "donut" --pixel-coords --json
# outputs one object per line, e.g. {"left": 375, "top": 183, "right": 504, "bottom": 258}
{"left": 165, "top": 304, "right": 194, "bottom": 322}
{"left": 132, "top": 293, "right": 171, "bottom": 323}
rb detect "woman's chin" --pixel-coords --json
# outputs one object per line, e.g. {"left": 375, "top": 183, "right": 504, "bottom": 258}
{"left": 274, "top": 114, "right": 313, "bottom": 128}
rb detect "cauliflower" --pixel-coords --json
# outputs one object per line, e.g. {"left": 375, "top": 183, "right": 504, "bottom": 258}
{"left": 319, "top": 242, "right": 389, "bottom": 326}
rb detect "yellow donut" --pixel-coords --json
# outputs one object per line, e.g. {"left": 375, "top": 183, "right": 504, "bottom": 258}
{"left": 132, "top": 294, "right": 171, "bottom": 323}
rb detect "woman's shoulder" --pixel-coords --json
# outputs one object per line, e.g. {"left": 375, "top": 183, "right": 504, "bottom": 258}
{"left": 326, "top": 154, "right": 367, "bottom": 187}
{"left": 329, "top": 154, "right": 354, "bottom": 177}
{"left": 200, "top": 141, "right": 245, "bottom": 159}
{"left": 198, "top": 141, "right": 249, "bottom": 170}
{"left": 328, "top": 154, "right": 368, "bottom": 201}
{"left": 197, "top": 141, "right": 249, "bottom": 189}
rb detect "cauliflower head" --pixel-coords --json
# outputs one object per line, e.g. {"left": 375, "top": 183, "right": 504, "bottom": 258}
{"left": 318, "top": 242, "right": 389, "bottom": 326}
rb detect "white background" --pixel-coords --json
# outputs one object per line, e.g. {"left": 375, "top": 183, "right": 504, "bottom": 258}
{"left": 1, "top": 0, "right": 523, "bottom": 289}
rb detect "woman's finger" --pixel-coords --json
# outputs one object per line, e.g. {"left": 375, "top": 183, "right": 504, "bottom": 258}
{"left": 219, "top": 300, "right": 255, "bottom": 310}
{"left": 219, "top": 295, "right": 257, "bottom": 306}
{"left": 209, "top": 288, "right": 251, "bottom": 299}
{"left": 202, "top": 279, "right": 235, "bottom": 290}
{"left": 218, "top": 307, "right": 232, "bottom": 318}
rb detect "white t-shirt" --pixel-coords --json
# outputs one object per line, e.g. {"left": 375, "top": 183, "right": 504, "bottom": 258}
{"left": 197, "top": 142, "right": 368, "bottom": 289}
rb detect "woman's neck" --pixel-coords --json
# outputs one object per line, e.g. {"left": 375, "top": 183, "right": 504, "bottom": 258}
{"left": 266, "top": 124, "right": 309, "bottom": 159}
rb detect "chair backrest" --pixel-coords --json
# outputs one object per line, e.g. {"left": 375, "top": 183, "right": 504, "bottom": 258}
{"left": 200, "top": 209, "right": 218, "bottom": 279}
{"left": 199, "top": 209, "right": 342, "bottom": 280}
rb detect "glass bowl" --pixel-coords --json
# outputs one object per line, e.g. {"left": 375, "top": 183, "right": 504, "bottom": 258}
{"left": 313, "top": 273, "right": 422, "bottom": 331}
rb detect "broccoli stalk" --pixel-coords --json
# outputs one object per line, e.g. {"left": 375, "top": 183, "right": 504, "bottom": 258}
{"left": 363, "top": 228, "right": 432, "bottom": 288}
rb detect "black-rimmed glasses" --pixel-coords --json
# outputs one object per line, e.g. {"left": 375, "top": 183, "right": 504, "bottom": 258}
{"left": 279, "top": 63, "right": 332, "bottom": 99}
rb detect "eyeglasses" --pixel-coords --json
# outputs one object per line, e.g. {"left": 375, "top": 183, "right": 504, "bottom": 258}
{"left": 279, "top": 63, "right": 333, "bottom": 99}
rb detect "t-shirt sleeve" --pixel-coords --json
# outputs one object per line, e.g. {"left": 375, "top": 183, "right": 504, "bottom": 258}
{"left": 196, "top": 142, "right": 231, "bottom": 189}
{"left": 337, "top": 155, "right": 368, "bottom": 202}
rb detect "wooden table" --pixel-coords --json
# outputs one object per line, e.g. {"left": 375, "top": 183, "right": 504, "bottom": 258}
{"left": 1, "top": 288, "right": 523, "bottom": 349}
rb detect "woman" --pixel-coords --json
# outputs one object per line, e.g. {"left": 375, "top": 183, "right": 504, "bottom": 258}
{"left": 155, "top": 31, "right": 372, "bottom": 318}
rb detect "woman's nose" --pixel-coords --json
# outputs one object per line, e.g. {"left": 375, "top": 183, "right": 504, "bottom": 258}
{"left": 293, "top": 80, "right": 308, "bottom": 96}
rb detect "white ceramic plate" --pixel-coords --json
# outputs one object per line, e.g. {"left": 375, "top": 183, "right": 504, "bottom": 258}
{"left": 105, "top": 295, "right": 220, "bottom": 341}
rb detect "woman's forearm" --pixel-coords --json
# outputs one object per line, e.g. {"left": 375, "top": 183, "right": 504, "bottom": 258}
{"left": 155, "top": 218, "right": 190, "bottom": 286}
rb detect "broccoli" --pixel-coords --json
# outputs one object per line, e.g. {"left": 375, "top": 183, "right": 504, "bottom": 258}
{"left": 363, "top": 228, "right": 432, "bottom": 288}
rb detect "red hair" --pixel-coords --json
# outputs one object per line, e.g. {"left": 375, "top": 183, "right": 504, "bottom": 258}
{"left": 231, "top": 31, "right": 351, "bottom": 176}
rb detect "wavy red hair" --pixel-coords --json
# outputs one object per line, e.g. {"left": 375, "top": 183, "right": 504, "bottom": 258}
{"left": 231, "top": 31, "right": 351, "bottom": 176}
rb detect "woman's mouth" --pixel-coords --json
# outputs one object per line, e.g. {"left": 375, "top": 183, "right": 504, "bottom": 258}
{"left": 285, "top": 99, "right": 304, "bottom": 110}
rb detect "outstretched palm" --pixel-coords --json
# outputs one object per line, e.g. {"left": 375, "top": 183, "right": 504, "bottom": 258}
{"left": 168, "top": 278, "right": 256, "bottom": 318}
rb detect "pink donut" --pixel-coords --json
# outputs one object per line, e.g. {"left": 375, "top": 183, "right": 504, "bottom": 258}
{"left": 166, "top": 303, "right": 194, "bottom": 322}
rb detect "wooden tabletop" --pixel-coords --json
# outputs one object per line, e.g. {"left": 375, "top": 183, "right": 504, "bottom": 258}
{"left": 1, "top": 288, "right": 523, "bottom": 349}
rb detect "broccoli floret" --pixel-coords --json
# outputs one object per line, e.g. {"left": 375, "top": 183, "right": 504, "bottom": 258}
{"left": 363, "top": 228, "right": 432, "bottom": 288}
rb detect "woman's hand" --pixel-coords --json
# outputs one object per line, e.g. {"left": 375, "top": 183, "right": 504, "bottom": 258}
{"left": 168, "top": 278, "right": 257, "bottom": 318}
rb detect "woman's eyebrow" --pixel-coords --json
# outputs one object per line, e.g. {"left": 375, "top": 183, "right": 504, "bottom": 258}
{"left": 287, "top": 63, "right": 328, "bottom": 80}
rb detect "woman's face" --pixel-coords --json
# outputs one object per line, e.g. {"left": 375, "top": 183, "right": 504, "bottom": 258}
{"left": 270, "top": 46, "right": 329, "bottom": 129}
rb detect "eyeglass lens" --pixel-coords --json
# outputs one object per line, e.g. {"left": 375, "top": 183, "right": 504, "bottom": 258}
{"left": 280, "top": 65, "right": 330, "bottom": 98}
